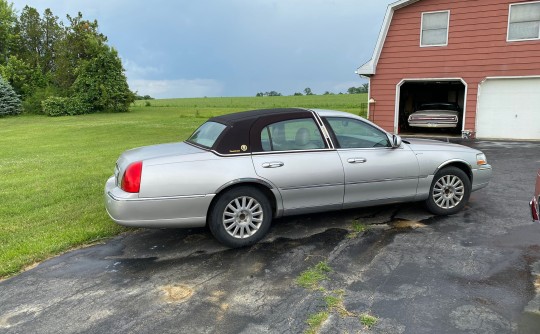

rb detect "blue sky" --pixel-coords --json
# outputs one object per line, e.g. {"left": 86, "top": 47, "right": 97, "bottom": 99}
{"left": 10, "top": 0, "right": 391, "bottom": 98}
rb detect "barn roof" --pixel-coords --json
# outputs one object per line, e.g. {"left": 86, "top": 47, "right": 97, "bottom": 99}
{"left": 356, "top": 0, "right": 422, "bottom": 76}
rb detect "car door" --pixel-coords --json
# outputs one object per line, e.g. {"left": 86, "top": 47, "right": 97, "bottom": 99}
{"left": 251, "top": 117, "right": 344, "bottom": 215}
{"left": 324, "top": 116, "right": 419, "bottom": 208}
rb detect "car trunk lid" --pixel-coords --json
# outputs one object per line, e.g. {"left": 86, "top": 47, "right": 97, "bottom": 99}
{"left": 116, "top": 142, "right": 205, "bottom": 178}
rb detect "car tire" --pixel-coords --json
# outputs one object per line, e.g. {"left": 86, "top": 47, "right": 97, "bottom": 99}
{"left": 425, "top": 167, "right": 471, "bottom": 216}
{"left": 208, "top": 186, "right": 272, "bottom": 248}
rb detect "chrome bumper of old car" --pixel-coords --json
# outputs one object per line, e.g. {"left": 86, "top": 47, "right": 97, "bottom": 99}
{"left": 407, "top": 121, "right": 458, "bottom": 128}
{"left": 104, "top": 176, "right": 213, "bottom": 228}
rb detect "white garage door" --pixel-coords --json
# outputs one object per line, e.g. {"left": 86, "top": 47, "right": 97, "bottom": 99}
{"left": 476, "top": 78, "right": 540, "bottom": 140}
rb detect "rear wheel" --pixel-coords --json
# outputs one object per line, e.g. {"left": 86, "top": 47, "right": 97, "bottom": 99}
{"left": 425, "top": 167, "right": 471, "bottom": 215}
{"left": 209, "top": 186, "right": 272, "bottom": 248}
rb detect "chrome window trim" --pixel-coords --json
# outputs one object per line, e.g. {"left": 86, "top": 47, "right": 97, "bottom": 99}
{"left": 257, "top": 116, "right": 331, "bottom": 153}
{"left": 311, "top": 110, "right": 335, "bottom": 149}
{"left": 251, "top": 148, "right": 336, "bottom": 156}
{"left": 323, "top": 116, "right": 393, "bottom": 150}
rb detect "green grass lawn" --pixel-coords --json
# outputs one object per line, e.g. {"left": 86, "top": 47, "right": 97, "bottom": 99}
{"left": 0, "top": 94, "right": 367, "bottom": 278}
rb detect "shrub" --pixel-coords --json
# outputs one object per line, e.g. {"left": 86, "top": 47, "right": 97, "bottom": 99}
{"left": 42, "top": 96, "right": 90, "bottom": 117}
{"left": 0, "top": 75, "right": 22, "bottom": 117}
{"left": 22, "top": 86, "right": 60, "bottom": 114}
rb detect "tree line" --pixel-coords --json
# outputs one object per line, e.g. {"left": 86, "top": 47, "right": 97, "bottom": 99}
{"left": 0, "top": 1, "right": 134, "bottom": 117}
{"left": 256, "top": 84, "right": 369, "bottom": 97}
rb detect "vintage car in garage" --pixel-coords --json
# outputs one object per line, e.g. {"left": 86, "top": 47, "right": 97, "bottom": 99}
{"left": 408, "top": 102, "right": 461, "bottom": 128}
{"left": 531, "top": 169, "right": 540, "bottom": 223}
{"left": 105, "top": 108, "right": 492, "bottom": 247}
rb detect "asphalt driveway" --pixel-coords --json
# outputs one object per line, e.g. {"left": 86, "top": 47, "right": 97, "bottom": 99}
{"left": 1, "top": 140, "right": 539, "bottom": 333}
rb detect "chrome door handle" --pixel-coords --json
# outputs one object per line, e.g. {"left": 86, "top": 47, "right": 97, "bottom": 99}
{"left": 262, "top": 162, "right": 284, "bottom": 168}
{"left": 347, "top": 158, "right": 367, "bottom": 164}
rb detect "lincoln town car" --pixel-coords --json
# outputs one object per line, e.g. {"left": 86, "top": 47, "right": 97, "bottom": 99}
{"left": 105, "top": 108, "right": 492, "bottom": 247}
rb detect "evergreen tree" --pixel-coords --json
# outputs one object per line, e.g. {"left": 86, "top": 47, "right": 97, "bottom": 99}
{"left": 15, "top": 6, "right": 43, "bottom": 69}
{"left": 54, "top": 12, "right": 108, "bottom": 91}
{"left": 0, "top": 75, "right": 22, "bottom": 116}
{"left": 41, "top": 9, "right": 63, "bottom": 74}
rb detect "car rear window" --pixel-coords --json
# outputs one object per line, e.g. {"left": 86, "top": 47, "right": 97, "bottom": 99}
{"left": 188, "top": 121, "right": 227, "bottom": 148}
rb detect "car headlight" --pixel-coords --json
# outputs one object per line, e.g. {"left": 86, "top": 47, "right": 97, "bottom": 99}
{"left": 476, "top": 153, "right": 487, "bottom": 166}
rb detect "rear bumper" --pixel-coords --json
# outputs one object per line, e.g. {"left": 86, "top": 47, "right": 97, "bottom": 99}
{"left": 104, "top": 176, "right": 213, "bottom": 228}
{"left": 531, "top": 196, "right": 539, "bottom": 223}
{"left": 408, "top": 122, "right": 457, "bottom": 128}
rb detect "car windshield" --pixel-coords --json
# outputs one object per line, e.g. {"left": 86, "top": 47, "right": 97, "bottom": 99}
{"left": 188, "top": 121, "right": 227, "bottom": 148}
{"left": 418, "top": 103, "right": 458, "bottom": 111}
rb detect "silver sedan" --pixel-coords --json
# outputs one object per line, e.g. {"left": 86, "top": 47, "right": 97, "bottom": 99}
{"left": 105, "top": 108, "right": 492, "bottom": 247}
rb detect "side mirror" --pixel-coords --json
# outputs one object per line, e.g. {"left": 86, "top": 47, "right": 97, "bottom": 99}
{"left": 392, "top": 135, "right": 402, "bottom": 148}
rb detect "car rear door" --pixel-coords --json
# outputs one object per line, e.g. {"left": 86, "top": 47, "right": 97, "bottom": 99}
{"left": 324, "top": 116, "right": 419, "bottom": 207}
{"left": 251, "top": 116, "right": 344, "bottom": 215}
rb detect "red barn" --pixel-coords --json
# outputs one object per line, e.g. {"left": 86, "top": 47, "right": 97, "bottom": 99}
{"left": 357, "top": 0, "right": 540, "bottom": 140}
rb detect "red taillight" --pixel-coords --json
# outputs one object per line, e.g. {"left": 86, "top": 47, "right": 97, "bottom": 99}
{"left": 121, "top": 161, "right": 143, "bottom": 193}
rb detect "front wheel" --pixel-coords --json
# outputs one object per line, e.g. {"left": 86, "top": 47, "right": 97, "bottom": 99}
{"left": 208, "top": 186, "right": 272, "bottom": 248}
{"left": 425, "top": 167, "right": 471, "bottom": 215}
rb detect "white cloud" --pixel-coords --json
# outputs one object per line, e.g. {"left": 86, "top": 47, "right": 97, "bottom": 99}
{"left": 129, "top": 79, "right": 224, "bottom": 99}
{"left": 122, "top": 59, "right": 162, "bottom": 79}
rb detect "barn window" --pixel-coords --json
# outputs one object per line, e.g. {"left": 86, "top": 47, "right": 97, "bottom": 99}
{"left": 420, "top": 10, "right": 450, "bottom": 47}
{"left": 508, "top": 1, "right": 540, "bottom": 41}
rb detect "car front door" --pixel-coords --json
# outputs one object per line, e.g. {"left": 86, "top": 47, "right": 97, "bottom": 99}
{"left": 251, "top": 117, "right": 344, "bottom": 215}
{"left": 324, "top": 117, "right": 419, "bottom": 208}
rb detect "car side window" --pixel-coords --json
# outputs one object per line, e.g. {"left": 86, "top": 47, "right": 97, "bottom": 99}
{"left": 261, "top": 118, "right": 326, "bottom": 151}
{"left": 325, "top": 117, "right": 391, "bottom": 149}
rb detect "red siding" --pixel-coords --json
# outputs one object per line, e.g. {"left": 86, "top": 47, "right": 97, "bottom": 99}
{"left": 370, "top": 0, "right": 540, "bottom": 133}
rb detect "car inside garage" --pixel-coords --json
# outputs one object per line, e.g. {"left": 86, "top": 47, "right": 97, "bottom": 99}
{"left": 397, "top": 80, "right": 466, "bottom": 136}
{"left": 476, "top": 77, "right": 540, "bottom": 140}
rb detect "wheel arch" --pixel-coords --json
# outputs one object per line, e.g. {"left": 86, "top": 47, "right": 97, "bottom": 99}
{"left": 435, "top": 160, "right": 473, "bottom": 182}
{"left": 207, "top": 179, "right": 280, "bottom": 225}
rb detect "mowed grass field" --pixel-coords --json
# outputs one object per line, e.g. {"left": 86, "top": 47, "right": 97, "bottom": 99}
{"left": 0, "top": 94, "right": 367, "bottom": 277}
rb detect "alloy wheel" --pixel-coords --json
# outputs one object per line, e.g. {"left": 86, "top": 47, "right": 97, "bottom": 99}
{"left": 432, "top": 175, "right": 465, "bottom": 209}
{"left": 222, "top": 196, "right": 264, "bottom": 239}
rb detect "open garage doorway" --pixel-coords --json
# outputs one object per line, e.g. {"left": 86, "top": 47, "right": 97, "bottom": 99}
{"left": 396, "top": 79, "right": 466, "bottom": 137}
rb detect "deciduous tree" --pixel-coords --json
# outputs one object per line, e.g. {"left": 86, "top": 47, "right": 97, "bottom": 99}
{"left": 72, "top": 47, "right": 134, "bottom": 113}
{"left": 0, "top": 0, "right": 17, "bottom": 64}
{"left": 0, "top": 55, "right": 46, "bottom": 98}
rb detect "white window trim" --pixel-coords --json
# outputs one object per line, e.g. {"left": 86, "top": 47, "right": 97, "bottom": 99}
{"left": 507, "top": 1, "right": 540, "bottom": 42}
{"left": 420, "top": 10, "right": 450, "bottom": 48}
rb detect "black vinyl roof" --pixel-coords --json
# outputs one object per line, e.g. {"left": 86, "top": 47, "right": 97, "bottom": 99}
{"left": 204, "top": 108, "right": 315, "bottom": 155}
{"left": 209, "top": 108, "right": 309, "bottom": 125}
